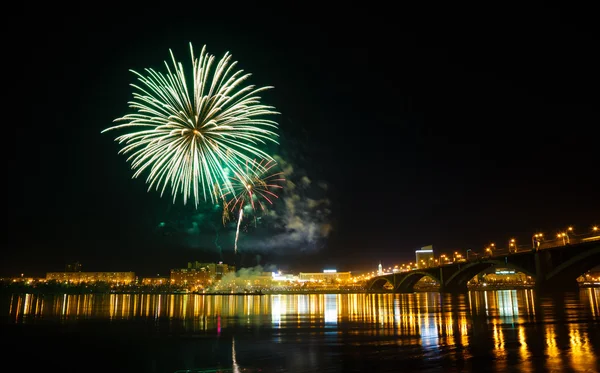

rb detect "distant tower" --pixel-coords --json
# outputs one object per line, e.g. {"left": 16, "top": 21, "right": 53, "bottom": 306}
{"left": 378, "top": 261, "right": 383, "bottom": 275}
{"left": 66, "top": 261, "right": 82, "bottom": 272}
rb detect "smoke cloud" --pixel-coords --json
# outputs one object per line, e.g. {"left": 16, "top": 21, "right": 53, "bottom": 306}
{"left": 153, "top": 154, "right": 333, "bottom": 255}
{"left": 237, "top": 154, "right": 332, "bottom": 253}
{"left": 219, "top": 264, "right": 277, "bottom": 288}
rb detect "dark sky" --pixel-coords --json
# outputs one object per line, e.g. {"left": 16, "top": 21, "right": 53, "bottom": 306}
{"left": 5, "top": 2, "right": 599, "bottom": 277}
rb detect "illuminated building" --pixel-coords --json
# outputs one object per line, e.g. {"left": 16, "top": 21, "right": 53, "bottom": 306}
{"left": 249, "top": 272, "right": 274, "bottom": 287}
{"left": 171, "top": 261, "right": 236, "bottom": 287}
{"left": 216, "top": 262, "right": 235, "bottom": 280}
{"left": 188, "top": 261, "right": 216, "bottom": 276}
{"left": 46, "top": 271, "right": 135, "bottom": 284}
{"left": 416, "top": 245, "right": 434, "bottom": 268}
{"left": 271, "top": 271, "right": 297, "bottom": 283}
{"left": 141, "top": 277, "right": 169, "bottom": 285}
{"left": 298, "top": 269, "right": 351, "bottom": 284}
{"left": 4, "top": 276, "right": 44, "bottom": 284}
{"left": 170, "top": 268, "right": 211, "bottom": 287}
{"left": 484, "top": 268, "right": 527, "bottom": 283}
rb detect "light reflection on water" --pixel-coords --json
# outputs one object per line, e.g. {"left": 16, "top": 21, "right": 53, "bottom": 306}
{"left": 3, "top": 288, "right": 600, "bottom": 373}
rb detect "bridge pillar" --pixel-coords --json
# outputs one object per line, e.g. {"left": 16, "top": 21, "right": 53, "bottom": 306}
{"left": 534, "top": 249, "right": 582, "bottom": 293}
{"left": 535, "top": 279, "right": 580, "bottom": 293}
{"left": 438, "top": 283, "right": 469, "bottom": 294}
{"left": 534, "top": 250, "right": 548, "bottom": 288}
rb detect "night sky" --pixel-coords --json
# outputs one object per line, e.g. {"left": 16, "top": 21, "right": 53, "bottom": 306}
{"left": 5, "top": 3, "right": 599, "bottom": 277}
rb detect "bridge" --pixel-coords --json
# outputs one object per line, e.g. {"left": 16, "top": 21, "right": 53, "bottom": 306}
{"left": 366, "top": 232, "right": 600, "bottom": 293}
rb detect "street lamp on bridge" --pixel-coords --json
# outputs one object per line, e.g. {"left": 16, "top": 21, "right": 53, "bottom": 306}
{"left": 486, "top": 243, "right": 495, "bottom": 256}
{"left": 509, "top": 238, "right": 516, "bottom": 253}
{"left": 532, "top": 233, "right": 543, "bottom": 250}
{"left": 557, "top": 232, "right": 569, "bottom": 245}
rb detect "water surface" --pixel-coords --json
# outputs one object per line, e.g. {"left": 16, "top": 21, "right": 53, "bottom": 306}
{"left": 2, "top": 289, "right": 599, "bottom": 372}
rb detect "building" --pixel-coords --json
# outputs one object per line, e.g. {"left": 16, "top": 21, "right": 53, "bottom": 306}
{"left": 271, "top": 271, "right": 297, "bottom": 283}
{"left": 415, "top": 245, "right": 434, "bottom": 268}
{"left": 46, "top": 271, "right": 135, "bottom": 284}
{"left": 170, "top": 268, "right": 212, "bottom": 287}
{"left": 215, "top": 262, "right": 235, "bottom": 280}
{"left": 170, "top": 261, "right": 236, "bottom": 288}
{"left": 298, "top": 269, "right": 351, "bottom": 284}
{"left": 65, "top": 261, "right": 82, "bottom": 272}
{"left": 225, "top": 272, "right": 274, "bottom": 288}
{"left": 484, "top": 268, "right": 527, "bottom": 283}
{"left": 188, "top": 261, "right": 216, "bottom": 276}
{"left": 141, "top": 277, "right": 170, "bottom": 285}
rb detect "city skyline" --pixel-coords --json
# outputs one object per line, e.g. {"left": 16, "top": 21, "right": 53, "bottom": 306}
{"left": 5, "top": 3, "right": 599, "bottom": 277}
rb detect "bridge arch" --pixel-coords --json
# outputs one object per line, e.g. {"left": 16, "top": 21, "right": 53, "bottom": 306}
{"left": 394, "top": 271, "right": 441, "bottom": 293}
{"left": 544, "top": 244, "right": 600, "bottom": 288}
{"left": 367, "top": 276, "right": 395, "bottom": 291}
{"left": 444, "top": 260, "right": 536, "bottom": 293}
{"left": 366, "top": 271, "right": 442, "bottom": 293}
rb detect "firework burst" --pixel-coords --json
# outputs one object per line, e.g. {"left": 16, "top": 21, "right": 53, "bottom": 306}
{"left": 102, "top": 43, "right": 279, "bottom": 207}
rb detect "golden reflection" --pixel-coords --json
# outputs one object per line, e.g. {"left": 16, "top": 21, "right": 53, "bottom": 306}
{"left": 544, "top": 323, "right": 562, "bottom": 369}
{"left": 517, "top": 324, "right": 533, "bottom": 372}
{"left": 492, "top": 323, "right": 505, "bottom": 353}
{"left": 523, "top": 289, "right": 535, "bottom": 316}
{"left": 568, "top": 322, "right": 595, "bottom": 371}
{"left": 586, "top": 288, "right": 599, "bottom": 317}
{"left": 5, "top": 288, "right": 600, "bottom": 373}
{"left": 459, "top": 313, "right": 469, "bottom": 347}
{"left": 5, "top": 289, "right": 600, "bottom": 352}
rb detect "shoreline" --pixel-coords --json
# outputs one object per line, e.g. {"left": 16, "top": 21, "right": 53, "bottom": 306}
{"left": 2, "top": 285, "right": 596, "bottom": 296}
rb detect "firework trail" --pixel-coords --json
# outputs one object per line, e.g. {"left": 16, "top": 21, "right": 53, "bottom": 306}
{"left": 209, "top": 222, "right": 223, "bottom": 259}
{"left": 234, "top": 208, "right": 243, "bottom": 254}
{"left": 102, "top": 43, "right": 279, "bottom": 207}
{"left": 224, "top": 159, "right": 285, "bottom": 253}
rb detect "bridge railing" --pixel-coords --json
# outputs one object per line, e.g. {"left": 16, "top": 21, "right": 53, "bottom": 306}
{"left": 537, "top": 231, "right": 600, "bottom": 250}
{"left": 371, "top": 232, "right": 600, "bottom": 277}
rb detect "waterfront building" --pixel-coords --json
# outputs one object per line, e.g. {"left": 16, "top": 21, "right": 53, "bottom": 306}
{"left": 416, "top": 245, "right": 434, "bottom": 268}
{"left": 141, "top": 277, "right": 170, "bottom": 285}
{"left": 216, "top": 262, "right": 235, "bottom": 280}
{"left": 46, "top": 271, "right": 135, "bottom": 284}
{"left": 171, "top": 261, "right": 236, "bottom": 288}
{"left": 170, "top": 268, "right": 212, "bottom": 287}
{"left": 271, "top": 271, "right": 297, "bottom": 283}
{"left": 467, "top": 268, "right": 528, "bottom": 286}
{"left": 2, "top": 276, "right": 45, "bottom": 284}
{"left": 187, "top": 261, "right": 216, "bottom": 276}
{"left": 298, "top": 269, "right": 351, "bottom": 284}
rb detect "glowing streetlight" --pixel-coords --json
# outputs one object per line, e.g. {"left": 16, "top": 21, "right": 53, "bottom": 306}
{"left": 509, "top": 238, "right": 516, "bottom": 253}
{"left": 532, "top": 233, "right": 543, "bottom": 250}
{"left": 557, "top": 232, "right": 569, "bottom": 245}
